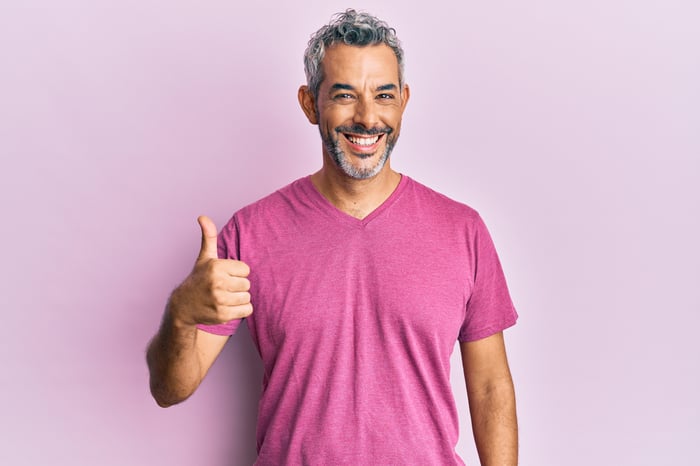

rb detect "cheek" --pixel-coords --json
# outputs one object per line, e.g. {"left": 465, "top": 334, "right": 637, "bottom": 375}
{"left": 379, "top": 107, "right": 403, "bottom": 125}
{"left": 323, "top": 106, "right": 354, "bottom": 125}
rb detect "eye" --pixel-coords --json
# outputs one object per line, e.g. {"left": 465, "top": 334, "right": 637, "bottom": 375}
{"left": 333, "top": 93, "right": 355, "bottom": 101}
{"left": 377, "top": 93, "right": 395, "bottom": 100}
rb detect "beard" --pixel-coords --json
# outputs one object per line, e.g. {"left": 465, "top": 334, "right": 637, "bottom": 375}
{"left": 320, "top": 124, "right": 397, "bottom": 180}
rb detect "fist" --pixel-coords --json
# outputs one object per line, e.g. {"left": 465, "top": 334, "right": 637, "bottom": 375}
{"left": 170, "top": 215, "right": 253, "bottom": 326}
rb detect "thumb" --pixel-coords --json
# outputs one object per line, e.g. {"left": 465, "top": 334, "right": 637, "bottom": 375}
{"left": 197, "top": 215, "right": 219, "bottom": 260}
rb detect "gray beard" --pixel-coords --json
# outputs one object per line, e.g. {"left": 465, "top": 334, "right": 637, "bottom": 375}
{"left": 321, "top": 131, "right": 396, "bottom": 180}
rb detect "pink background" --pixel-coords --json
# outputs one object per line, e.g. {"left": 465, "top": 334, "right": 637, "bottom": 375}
{"left": 1, "top": 1, "right": 698, "bottom": 464}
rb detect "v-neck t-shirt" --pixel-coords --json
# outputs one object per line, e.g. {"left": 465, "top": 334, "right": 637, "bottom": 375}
{"left": 198, "top": 175, "right": 518, "bottom": 465}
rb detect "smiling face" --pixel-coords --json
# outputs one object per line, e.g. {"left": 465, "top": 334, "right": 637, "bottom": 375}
{"left": 299, "top": 44, "right": 410, "bottom": 180}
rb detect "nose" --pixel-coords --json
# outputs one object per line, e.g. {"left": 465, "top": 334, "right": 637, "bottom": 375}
{"left": 352, "top": 97, "right": 379, "bottom": 129}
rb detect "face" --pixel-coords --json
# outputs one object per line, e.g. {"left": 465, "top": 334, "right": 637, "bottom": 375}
{"left": 299, "top": 44, "right": 410, "bottom": 180}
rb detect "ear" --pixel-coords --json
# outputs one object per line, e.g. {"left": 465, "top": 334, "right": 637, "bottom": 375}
{"left": 298, "top": 85, "right": 318, "bottom": 125}
{"left": 400, "top": 83, "right": 410, "bottom": 112}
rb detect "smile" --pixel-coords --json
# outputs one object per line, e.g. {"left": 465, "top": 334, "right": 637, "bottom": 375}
{"left": 345, "top": 134, "right": 380, "bottom": 146}
{"left": 343, "top": 133, "right": 385, "bottom": 151}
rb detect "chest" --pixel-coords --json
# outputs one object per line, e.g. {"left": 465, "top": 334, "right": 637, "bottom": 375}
{"left": 240, "top": 219, "right": 473, "bottom": 355}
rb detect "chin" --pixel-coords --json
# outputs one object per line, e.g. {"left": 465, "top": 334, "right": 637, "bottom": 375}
{"left": 339, "top": 156, "right": 388, "bottom": 180}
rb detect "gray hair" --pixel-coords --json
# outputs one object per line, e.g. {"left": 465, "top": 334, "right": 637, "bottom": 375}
{"left": 303, "top": 9, "right": 405, "bottom": 99}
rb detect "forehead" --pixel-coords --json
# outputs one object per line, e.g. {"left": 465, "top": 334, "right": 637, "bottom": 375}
{"left": 321, "top": 43, "right": 400, "bottom": 87}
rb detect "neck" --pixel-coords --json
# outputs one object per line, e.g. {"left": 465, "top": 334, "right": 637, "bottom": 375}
{"left": 310, "top": 162, "right": 401, "bottom": 220}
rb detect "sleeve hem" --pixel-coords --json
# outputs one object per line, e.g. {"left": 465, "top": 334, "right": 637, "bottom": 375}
{"left": 196, "top": 322, "right": 239, "bottom": 337}
{"left": 458, "top": 313, "right": 518, "bottom": 343}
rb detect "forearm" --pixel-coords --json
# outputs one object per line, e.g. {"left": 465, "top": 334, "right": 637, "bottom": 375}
{"left": 146, "top": 298, "right": 204, "bottom": 407}
{"left": 468, "top": 377, "right": 518, "bottom": 465}
{"left": 146, "top": 215, "right": 246, "bottom": 406}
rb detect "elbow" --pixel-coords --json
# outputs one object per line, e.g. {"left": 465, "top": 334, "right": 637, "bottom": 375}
{"left": 152, "top": 391, "right": 177, "bottom": 408}
{"left": 155, "top": 398, "right": 178, "bottom": 408}
{"left": 145, "top": 340, "right": 201, "bottom": 408}
{"left": 146, "top": 355, "right": 195, "bottom": 408}
{"left": 151, "top": 388, "right": 189, "bottom": 408}
{"left": 149, "top": 380, "right": 193, "bottom": 408}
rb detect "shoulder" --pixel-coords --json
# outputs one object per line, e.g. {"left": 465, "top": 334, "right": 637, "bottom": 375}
{"left": 402, "top": 176, "right": 481, "bottom": 224}
{"left": 217, "top": 177, "right": 312, "bottom": 252}
{"left": 233, "top": 176, "right": 311, "bottom": 220}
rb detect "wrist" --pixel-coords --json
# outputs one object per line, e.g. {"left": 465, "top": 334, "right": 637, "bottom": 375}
{"left": 166, "top": 286, "right": 197, "bottom": 329}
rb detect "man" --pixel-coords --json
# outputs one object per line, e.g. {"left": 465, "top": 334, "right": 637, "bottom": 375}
{"left": 147, "top": 9, "right": 518, "bottom": 465}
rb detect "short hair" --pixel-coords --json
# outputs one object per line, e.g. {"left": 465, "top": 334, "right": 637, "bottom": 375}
{"left": 303, "top": 9, "right": 405, "bottom": 99}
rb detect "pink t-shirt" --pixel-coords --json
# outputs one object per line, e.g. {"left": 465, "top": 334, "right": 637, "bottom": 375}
{"left": 199, "top": 175, "right": 517, "bottom": 465}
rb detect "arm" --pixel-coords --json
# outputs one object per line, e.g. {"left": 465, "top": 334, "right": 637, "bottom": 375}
{"left": 146, "top": 311, "right": 228, "bottom": 407}
{"left": 146, "top": 216, "right": 253, "bottom": 407}
{"left": 460, "top": 331, "right": 518, "bottom": 465}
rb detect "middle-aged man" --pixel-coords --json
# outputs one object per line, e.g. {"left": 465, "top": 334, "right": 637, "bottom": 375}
{"left": 147, "top": 9, "right": 519, "bottom": 465}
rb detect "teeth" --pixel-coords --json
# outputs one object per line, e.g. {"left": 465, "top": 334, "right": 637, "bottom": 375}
{"left": 347, "top": 135, "right": 379, "bottom": 146}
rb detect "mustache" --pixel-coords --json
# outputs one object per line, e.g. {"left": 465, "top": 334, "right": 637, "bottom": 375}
{"left": 335, "top": 125, "right": 393, "bottom": 136}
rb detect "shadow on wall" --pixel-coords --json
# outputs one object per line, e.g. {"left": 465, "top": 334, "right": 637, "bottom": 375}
{"left": 212, "top": 321, "right": 264, "bottom": 465}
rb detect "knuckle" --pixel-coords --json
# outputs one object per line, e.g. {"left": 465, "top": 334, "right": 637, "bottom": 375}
{"left": 237, "top": 261, "right": 251, "bottom": 277}
{"left": 238, "top": 291, "right": 251, "bottom": 305}
{"left": 241, "top": 278, "right": 251, "bottom": 291}
{"left": 239, "top": 303, "right": 254, "bottom": 318}
{"left": 219, "top": 303, "right": 253, "bottom": 321}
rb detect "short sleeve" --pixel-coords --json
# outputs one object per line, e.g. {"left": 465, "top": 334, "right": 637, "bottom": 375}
{"left": 196, "top": 215, "right": 245, "bottom": 336}
{"left": 459, "top": 215, "right": 518, "bottom": 342}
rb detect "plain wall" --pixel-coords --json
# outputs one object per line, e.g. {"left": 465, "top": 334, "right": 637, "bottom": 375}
{"left": 1, "top": 1, "right": 698, "bottom": 464}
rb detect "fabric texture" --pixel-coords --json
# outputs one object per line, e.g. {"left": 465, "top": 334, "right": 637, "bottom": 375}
{"left": 198, "top": 175, "right": 517, "bottom": 465}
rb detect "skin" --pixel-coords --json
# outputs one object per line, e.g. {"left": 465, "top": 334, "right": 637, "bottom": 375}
{"left": 461, "top": 333, "right": 518, "bottom": 465}
{"left": 147, "top": 43, "right": 518, "bottom": 464}
{"left": 298, "top": 44, "right": 409, "bottom": 219}
{"left": 146, "top": 215, "right": 249, "bottom": 407}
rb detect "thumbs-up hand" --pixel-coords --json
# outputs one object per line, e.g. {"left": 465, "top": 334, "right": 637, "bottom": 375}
{"left": 169, "top": 216, "right": 253, "bottom": 327}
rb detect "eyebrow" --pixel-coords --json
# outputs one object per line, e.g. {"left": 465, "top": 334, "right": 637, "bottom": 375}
{"left": 376, "top": 84, "right": 397, "bottom": 92}
{"left": 330, "top": 83, "right": 355, "bottom": 92}
{"left": 329, "top": 83, "right": 398, "bottom": 93}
